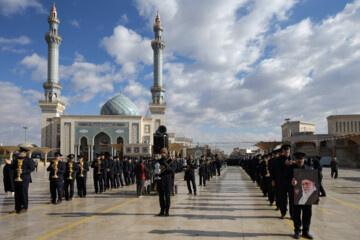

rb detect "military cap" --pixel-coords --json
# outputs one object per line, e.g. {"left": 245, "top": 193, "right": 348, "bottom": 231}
{"left": 19, "top": 147, "right": 30, "bottom": 153}
{"left": 54, "top": 152, "right": 62, "bottom": 157}
{"left": 293, "top": 152, "right": 306, "bottom": 159}
{"left": 67, "top": 154, "right": 75, "bottom": 158}
{"left": 281, "top": 144, "right": 291, "bottom": 150}
{"left": 77, "top": 155, "right": 83, "bottom": 159}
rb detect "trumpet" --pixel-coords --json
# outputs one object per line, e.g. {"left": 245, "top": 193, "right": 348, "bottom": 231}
{"left": 97, "top": 159, "right": 102, "bottom": 175}
{"left": 14, "top": 159, "right": 24, "bottom": 182}
{"left": 79, "top": 161, "right": 84, "bottom": 177}
{"left": 67, "top": 162, "right": 73, "bottom": 180}
{"left": 52, "top": 160, "right": 59, "bottom": 179}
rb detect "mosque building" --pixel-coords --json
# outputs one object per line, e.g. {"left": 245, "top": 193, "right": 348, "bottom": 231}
{"left": 39, "top": 4, "right": 170, "bottom": 162}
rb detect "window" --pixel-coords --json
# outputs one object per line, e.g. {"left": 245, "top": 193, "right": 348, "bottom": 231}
{"left": 339, "top": 122, "right": 342, "bottom": 132}
{"left": 351, "top": 121, "right": 353, "bottom": 132}
{"left": 347, "top": 122, "right": 350, "bottom": 132}
{"left": 336, "top": 122, "right": 338, "bottom": 132}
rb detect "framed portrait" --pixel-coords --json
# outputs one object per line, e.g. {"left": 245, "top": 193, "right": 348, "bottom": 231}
{"left": 126, "top": 147, "right": 131, "bottom": 154}
{"left": 294, "top": 169, "right": 319, "bottom": 205}
{"left": 134, "top": 147, "right": 139, "bottom": 153}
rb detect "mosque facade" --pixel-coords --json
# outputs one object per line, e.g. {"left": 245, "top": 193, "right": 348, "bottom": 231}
{"left": 39, "top": 4, "right": 167, "bottom": 162}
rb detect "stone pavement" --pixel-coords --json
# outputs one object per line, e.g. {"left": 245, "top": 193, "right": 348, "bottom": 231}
{"left": 0, "top": 165, "right": 359, "bottom": 240}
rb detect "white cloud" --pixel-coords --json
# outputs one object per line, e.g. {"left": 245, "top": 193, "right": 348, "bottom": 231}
{"left": 70, "top": 19, "right": 80, "bottom": 28}
{"left": 100, "top": 25, "right": 152, "bottom": 73}
{"left": 0, "top": 36, "right": 31, "bottom": 45}
{"left": 0, "top": 81, "right": 41, "bottom": 146}
{"left": 0, "top": 0, "right": 46, "bottom": 16}
{"left": 20, "top": 53, "right": 47, "bottom": 81}
{"left": 131, "top": 0, "right": 360, "bottom": 150}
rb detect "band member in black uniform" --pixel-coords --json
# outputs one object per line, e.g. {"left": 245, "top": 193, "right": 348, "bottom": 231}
{"left": 272, "top": 144, "right": 293, "bottom": 219}
{"left": 76, "top": 155, "right": 89, "bottom": 198}
{"left": 116, "top": 156, "right": 125, "bottom": 187}
{"left": 64, "top": 154, "right": 78, "bottom": 201}
{"left": 3, "top": 160, "right": 14, "bottom": 195}
{"left": 102, "top": 153, "right": 109, "bottom": 191}
{"left": 123, "top": 157, "right": 130, "bottom": 186}
{"left": 91, "top": 154, "right": 105, "bottom": 194}
{"left": 184, "top": 155, "right": 197, "bottom": 195}
{"left": 106, "top": 153, "right": 115, "bottom": 190}
{"left": 47, "top": 152, "right": 66, "bottom": 204}
{"left": 5, "top": 147, "right": 35, "bottom": 213}
{"left": 198, "top": 155, "right": 207, "bottom": 186}
{"left": 259, "top": 155, "right": 275, "bottom": 205}
{"left": 215, "top": 154, "right": 221, "bottom": 176}
{"left": 156, "top": 148, "right": 175, "bottom": 216}
{"left": 129, "top": 158, "right": 135, "bottom": 185}
{"left": 313, "top": 156, "right": 326, "bottom": 197}
{"left": 290, "top": 152, "right": 315, "bottom": 239}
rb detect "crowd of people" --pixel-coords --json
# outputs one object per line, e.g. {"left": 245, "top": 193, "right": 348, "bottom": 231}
{"left": 237, "top": 145, "right": 335, "bottom": 239}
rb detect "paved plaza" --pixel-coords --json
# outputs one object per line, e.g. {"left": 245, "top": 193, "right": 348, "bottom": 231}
{"left": 0, "top": 165, "right": 359, "bottom": 240}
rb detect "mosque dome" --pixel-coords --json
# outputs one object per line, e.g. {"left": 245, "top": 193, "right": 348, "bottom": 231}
{"left": 100, "top": 94, "right": 140, "bottom": 116}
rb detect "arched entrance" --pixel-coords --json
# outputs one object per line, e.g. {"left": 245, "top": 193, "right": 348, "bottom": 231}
{"left": 80, "top": 137, "right": 89, "bottom": 162}
{"left": 94, "top": 132, "right": 111, "bottom": 154}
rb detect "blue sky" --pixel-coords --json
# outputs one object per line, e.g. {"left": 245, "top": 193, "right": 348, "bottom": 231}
{"left": 0, "top": 0, "right": 359, "bottom": 152}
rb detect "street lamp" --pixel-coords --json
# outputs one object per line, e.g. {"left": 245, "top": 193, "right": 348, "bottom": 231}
{"left": 23, "top": 126, "right": 28, "bottom": 143}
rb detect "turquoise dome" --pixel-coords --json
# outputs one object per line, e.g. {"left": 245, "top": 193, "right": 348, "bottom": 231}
{"left": 100, "top": 94, "right": 140, "bottom": 116}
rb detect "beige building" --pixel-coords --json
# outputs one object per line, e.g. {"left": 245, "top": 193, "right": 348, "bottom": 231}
{"left": 282, "top": 116, "right": 360, "bottom": 167}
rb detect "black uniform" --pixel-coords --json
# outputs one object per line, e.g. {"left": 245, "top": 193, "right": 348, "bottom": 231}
{"left": 63, "top": 162, "right": 79, "bottom": 200}
{"left": 3, "top": 164, "right": 14, "bottom": 193}
{"left": 47, "top": 160, "right": 66, "bottom": 203}
{"left": 198, "top": 159, "right": 207, "bottom": 186}
{"left": 123, "top": 160, "right": 131, "bottom": 186}
{"left": 156, "top": 157, "right": 175, "bottom": 215}
{"left": 91, "top": 159, "right": 106, "bottom": 193}
{"left": 107, "top": 158, "right": 115, "bottom": 189}
{"left": 313, "top": 160, "right": 326, "bottom": 197}
{"left": 184, "top": 159, "right": 197, "bottom": 194}
{"left": 9, "top": 156, "right": 35, "bottom": 212}
{"left": 76, "top": 161, "right": 89, "bottom": 197}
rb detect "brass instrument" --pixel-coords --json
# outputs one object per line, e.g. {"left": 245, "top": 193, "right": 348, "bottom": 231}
{"left": 97, "top": 159, "right": 102, "bottom": 175}
{"left": 14, "top": 159, "right": 24, "bottom": 182}
{"left": 160, "top": 157, "right": 175, "bottom": 174}
{"left": 67, "top": 162, "right": 73, "bottom": 180}
{"left": 79, "top": 161, "right": 84, "bottom": 177}
{"left": 52, "top": 160, "right": 59, "bottom": 179}
{"left": 185, "top": 159, "right": 194, "bottom": 172}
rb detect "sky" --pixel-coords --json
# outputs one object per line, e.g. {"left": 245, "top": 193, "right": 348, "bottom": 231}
{"left": 0, "top": 0, "right": 359, "bottom": 153}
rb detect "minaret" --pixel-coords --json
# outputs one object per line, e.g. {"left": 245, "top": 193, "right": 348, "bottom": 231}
{"left": 149, "top": 12, "right": 166, "bottom": 130}
{"left": 39, "top": 3, "right": 65, "bottom": 147}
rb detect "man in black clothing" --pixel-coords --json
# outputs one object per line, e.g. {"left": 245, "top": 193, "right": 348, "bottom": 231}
{"left": 290, "top": 152, "right": 315, "bottom": 239}
{"left": 271, "top": 144, "right": 294, "bottom": 219}
{"left": 313, "top": 156, "right": 326, "bottom": 197}
{"left": 198, "top": 155, "right": 207, "bottom": 186}
{"left": 64, "top": 154, "right": 79, "bottom": 201}
{"left": 5, "top": 147, "right": 35, "bottom": 214}
{"left": 156, "top": 148, "right": 175, "bottom": 216}
{"left": 76, "top": 155, "right": 89, "bottom": 198}
{"left": 91, "top": 154, "right": 105, "bottom": 193}
{"left": 184, "top": 155, "right": 197, "bottom": 195}
{"left": 47, "top": 152, "right": 66, "bottom": 204}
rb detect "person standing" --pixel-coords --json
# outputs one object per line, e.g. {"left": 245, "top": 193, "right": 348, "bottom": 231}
{"left": 198, "top": 155, "right": 207, "bottom": 186}
{"left": 290, "top": 152, "right": 316, "bottom": 239}
{"left": 184, "top": 155, "right": 197, "bottom": 195}
{"left": 156, "top": 148, "right": 175, "bottom": 216}
{"left": 3, "top": 160, "right": 14, "bottom": 196}
{"left": 313, "top": 156, "right": 326, "bottom": 197}
{"left": 47, "top": 152, "right": 66, "bottom": 204}
{"left": 215, "top": 155, "right": 221, "bottom": 176}
{"left": 63, "top": 154, "right": 78, "bottom": 201}
{"left": 91, "top": 154, "right": 105, "bottom": 194}
{"left": 123, "top": 157, "right": 130, "bottom": 186}
{"left": 330, "top": 157, "right": 338, "bottom": 179}
{"left": 134, "top": 158, "right": 151, "bottom": 197}
{"left": 76, "top": 155, "right": 89, "bottom": 198}
{"left": 5, "top": 147, "right": 35, "bottom": 214}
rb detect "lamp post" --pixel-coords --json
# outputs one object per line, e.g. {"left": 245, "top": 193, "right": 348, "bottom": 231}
{"left": 23, "top": 127, "right": 28, "bottom": 143}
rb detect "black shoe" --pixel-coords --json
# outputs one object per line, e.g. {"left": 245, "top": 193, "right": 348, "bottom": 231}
{"left": 157, "top": 211, "right": 164, "bottom": 216}
{"left": 294, "top": 232, "right": 300, "bottom": 239}
{"left": 188, "top": 192, "right": 192, "bottom": 195}
{"left": 320, "top": 194, "right": 326, "bottom": 197}
{"left": 280, "top": 215, "right": 285, "bottom": 219}
{"left": 275, "top": 207, "right": 280, "bottom": 211}
{"left": 269, "top": 202, "right": 273, "bottom": 206}
{"left": 164, "top": 211, "right": 169, "bottom": 216}
{"left": 302, "top": 232, "right": 313, "bottom": 239}
{"left": 194, "top": 192, "right": 197, "bottom": 195}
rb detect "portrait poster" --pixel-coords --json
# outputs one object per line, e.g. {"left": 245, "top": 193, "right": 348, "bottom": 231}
{"left": 294, "top": 169, "right": 319, "bottom": 205}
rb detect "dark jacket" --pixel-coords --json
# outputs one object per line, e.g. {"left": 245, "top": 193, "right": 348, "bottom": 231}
{"left": 9, "top": 157, "right": 35, "bottom": 182}
{"left": 47, "top": 160, "right": 66, "bottom": 181}
{"left": 184, "top": 159, "right": 196, "bottom": 180}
